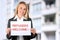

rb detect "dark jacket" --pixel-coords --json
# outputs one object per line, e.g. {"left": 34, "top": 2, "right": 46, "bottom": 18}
{"left": 6, "top": 17, "right": 37, "bottom": 40}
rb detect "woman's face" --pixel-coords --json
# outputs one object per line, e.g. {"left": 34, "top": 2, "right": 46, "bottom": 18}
{"left": 17, "top": 4, "right": 27, "bottom": 18}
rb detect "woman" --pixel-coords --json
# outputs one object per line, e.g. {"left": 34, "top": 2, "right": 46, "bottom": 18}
{"left": 6, "top": 1, "right": 37, "bottom": 40}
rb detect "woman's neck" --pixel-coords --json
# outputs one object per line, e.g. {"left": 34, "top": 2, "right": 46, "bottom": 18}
{"left": 17, "top": 14, "right": 22, "bottom": 19}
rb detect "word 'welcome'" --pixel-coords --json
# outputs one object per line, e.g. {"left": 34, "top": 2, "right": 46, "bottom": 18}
{"left": 11, "top": 28, "right": 27, "bottom": 31}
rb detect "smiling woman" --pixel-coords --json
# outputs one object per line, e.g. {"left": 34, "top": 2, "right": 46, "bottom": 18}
{"left": 6, "top": 1, "right": 37, "bottom": 40}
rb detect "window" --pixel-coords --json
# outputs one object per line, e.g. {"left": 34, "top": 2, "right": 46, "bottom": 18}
{"left": 45, "top": 32, "right": 55, "bottom": 40}
{"left": 44, "top": 0, "right": 56, "bottom": 8}
{"left": 44, "top": 14, "right": 56, "bottom": 24}
{"left": 32, "top": 2, "right": 42, "bottom": 17}
{"left": 32, "top": 17, "right": 41, "bottom": 33}
{"left": 14, "top": 0, "right": 19, "bottom": 6}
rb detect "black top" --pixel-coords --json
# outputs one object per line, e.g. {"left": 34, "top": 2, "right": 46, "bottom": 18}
{"left": 6, "top": 17, "right": 37, "bottom": 40}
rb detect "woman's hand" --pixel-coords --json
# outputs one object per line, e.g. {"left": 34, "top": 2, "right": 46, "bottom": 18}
{"left": 31, "top": 28, "right": 36, "bottom": 35}
{"left": 6, "top": 28, "right": 11, "bottom": 35}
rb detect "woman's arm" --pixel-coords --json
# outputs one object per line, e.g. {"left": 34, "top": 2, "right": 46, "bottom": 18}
{"left": 30, "top": 18, "right": 37, "bottom": 39}
{"left": 30, "top": 28, "right": 37, "bottom": 39}
{"left": 6, "top": 19, "right": 11, "bottom": 39}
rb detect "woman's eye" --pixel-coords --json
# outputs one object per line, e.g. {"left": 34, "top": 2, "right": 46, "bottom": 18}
{"left": 24, "top": 9, "right": 26, "bottom": 10}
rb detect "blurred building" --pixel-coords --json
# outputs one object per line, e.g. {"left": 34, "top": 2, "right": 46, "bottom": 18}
{"left": 30, "top": 0, "right": 60, "bottom": 40}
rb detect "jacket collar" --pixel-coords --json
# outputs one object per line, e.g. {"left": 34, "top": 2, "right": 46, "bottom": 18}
{"left": 13, "top": 15, "right": 27, "bottom": 21}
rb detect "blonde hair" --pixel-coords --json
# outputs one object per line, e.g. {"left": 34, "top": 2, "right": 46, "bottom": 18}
{"left": 14, "top": 1, "right": 29, "bottom": 19}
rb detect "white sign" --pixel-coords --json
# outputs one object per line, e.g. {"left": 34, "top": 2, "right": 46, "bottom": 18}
{"left": 11, "top": 21, "right": 31, "bottom": 36}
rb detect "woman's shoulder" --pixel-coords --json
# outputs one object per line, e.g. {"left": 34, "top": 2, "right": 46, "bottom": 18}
{"left": 27, "top": 18, "right": 32, "bottom": 21}
{"left": 8, "top": 17, "right": 15, "bottom": 21}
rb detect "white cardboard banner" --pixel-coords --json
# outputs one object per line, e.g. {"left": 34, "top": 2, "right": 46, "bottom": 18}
{"left": 11, "top": 21, "right": 31, "bottom": 36}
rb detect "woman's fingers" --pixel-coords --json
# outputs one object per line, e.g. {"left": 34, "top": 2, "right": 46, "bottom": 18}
{"left": 6, "top": 28, "right": 11, "bottom": 34}
{"left": 31, "top": 28, "right": 36, "bottom": 35}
